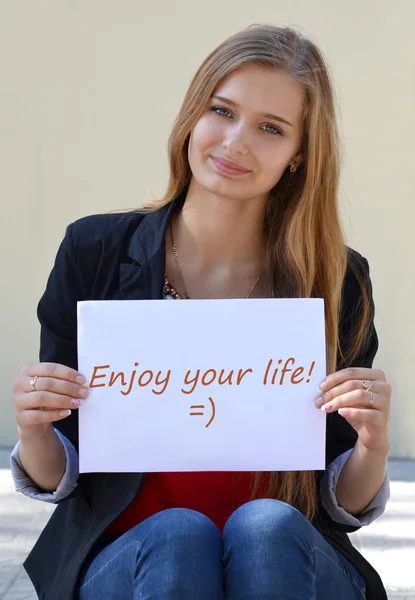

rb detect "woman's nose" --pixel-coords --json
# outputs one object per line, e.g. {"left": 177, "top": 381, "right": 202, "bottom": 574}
{"left": 222, "top": 124, "right": 249, "bottom": 156}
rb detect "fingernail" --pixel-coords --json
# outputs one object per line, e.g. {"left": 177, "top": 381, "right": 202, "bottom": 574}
{"left": 314, "top": 397, "right": 324, "bottom": 408}
{"left": 79, "top": 388, "right": 89, "bottom": 398}
{"left": 318, "top": 378, "right": 327, "bottom": 391}
{"left": 77, "top": 375, "right": 86, "bottom": 384}
{"left": 71, "top": 398, "right": 82, "bottom": 407}
{"left": 59, "top": 409, "right": 71, "bottom": 417}
{"left": 322, "top": 403, "right": 333, "bottom": 412}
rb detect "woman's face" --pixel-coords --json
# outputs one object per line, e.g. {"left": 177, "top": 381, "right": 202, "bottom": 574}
{"left": 188, "top": 64, "right": 305, "bottom": 202}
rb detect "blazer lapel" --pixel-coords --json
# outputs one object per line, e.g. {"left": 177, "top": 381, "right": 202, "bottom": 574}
{"left": 119, "top": 193, "right": 185, "bottom": 301}
{"left": 119, "top": 259, "right": 165, "bottom": 301}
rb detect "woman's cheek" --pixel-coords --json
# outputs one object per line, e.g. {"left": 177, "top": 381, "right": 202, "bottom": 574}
{"left": 205, "top": 121, "right": 225, "bottom": 146}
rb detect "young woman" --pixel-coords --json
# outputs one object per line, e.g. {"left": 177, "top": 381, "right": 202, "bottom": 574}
{"left": 11, "top": 24, "right": 391, "bottom": 600}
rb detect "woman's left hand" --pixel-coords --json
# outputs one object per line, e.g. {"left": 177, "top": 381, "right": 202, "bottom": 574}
{"left": 314, "top": 368, "right": 392, "bottom": 451}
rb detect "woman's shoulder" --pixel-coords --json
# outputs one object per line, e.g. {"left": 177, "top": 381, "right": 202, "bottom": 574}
{"left": 69, "top": 210, "right": 146, "bottom": 248}
{"left": 345, "top": 246, "right": 370, "bottom": 273}
{"left": 343, "top": 246, "right": 373, "bottom": 299}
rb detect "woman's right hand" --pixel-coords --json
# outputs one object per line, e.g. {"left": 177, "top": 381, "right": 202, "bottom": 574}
{"left": 13, "top": 363, "right": 90, "bottom": 440}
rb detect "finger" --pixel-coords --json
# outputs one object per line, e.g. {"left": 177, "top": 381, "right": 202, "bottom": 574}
{"left": 338, "top": 407, "right": 386, "bottom": 426}
{"left": 20, "top": 363, "right": 86, "bottom": 384}
{"left": 18, "top": 409, "right": 73, "bottom": 427}
{"left": 19, "top": 375, "right": 89, "bottom": 399}
{"left": 320, "top": 389, "right": 387, "bottom": 413}
{"left": 16, "top": 390, "right": 84, "bottom": 412}
{"left": 316, "top": 380, "right": 390, "bottom": 408}
{"left": 318, "top": 367, "right": 384, "bottom": 393}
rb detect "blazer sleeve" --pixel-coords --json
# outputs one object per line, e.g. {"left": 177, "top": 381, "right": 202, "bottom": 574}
{"left": 37, "top": 223, "right": 88, "bottom": 451}
{"left": 325, "top": 251, "right": 379, "bottom": 467}
{"left": 316, "top": 252, "right": 380, "bottom": 533}
{"left": 36, "top": 212, "right": 138, "bottom": 454}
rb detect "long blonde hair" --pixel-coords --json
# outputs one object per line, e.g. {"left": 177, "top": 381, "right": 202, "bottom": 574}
{"left": 139, "top": 24, "right": 371, "bottom": 521}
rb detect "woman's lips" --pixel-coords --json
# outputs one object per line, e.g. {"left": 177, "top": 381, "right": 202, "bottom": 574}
{"left": 211, "top": 156, "right": 251, "bottom": 175}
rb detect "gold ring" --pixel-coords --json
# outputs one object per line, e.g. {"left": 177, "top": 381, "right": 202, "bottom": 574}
{"left": 368, "top": 391, "right": 375, "bottom": 408}
{"left": 362, "top": 380, "right": 374, "bottom": 392}
{"left": 29, "top": 376, "right": 38, "bottom": 392}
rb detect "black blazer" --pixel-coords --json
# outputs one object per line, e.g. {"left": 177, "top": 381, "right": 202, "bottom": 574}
{"left": 24, "top": 192, "right": 387, "bottom": 599}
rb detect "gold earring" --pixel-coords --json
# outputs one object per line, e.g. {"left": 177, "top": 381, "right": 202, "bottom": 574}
{"left": 289, "top": 164, "right": 297, "bottom": 174}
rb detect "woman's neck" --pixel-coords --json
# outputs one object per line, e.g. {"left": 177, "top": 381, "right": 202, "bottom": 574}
{"left": 174, "top": 179, "right": 267, "bottom": 269}
{"left": 165, "top": 179, "right": 269, "bottom": 299}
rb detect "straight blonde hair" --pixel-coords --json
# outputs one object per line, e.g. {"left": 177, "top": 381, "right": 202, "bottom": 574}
{"left": 139, "top": 24, "right": 372, "bottom": 521}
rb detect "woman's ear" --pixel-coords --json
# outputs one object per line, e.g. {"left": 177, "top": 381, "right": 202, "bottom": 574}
{"left": 293, "top": 151, "right": 305, "bottom": 168}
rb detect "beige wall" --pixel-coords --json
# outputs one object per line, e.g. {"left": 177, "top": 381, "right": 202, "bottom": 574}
{"left": 1, "top": 1, "right": 413, "bottom": 457}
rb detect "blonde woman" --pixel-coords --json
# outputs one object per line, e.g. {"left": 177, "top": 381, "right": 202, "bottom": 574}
{"left": 11, "top": 24, "right": 391, "bottom": 600}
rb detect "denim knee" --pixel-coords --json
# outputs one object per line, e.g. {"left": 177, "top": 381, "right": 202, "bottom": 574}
{"left": 79, "top": 509, "right": 224, "bottom": 599}
{"left": 223, "top": 499, "right": 312, "bottom": 549}
{"left": 137, "top": 507, "right": 222, "bottom": 548}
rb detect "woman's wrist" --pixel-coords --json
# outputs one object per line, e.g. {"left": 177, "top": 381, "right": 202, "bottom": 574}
{"left": 356, "top": 435, "right": 391, "bottom": 457}
{"left": 18, "top": 422, "right": 54, "bottom": 442}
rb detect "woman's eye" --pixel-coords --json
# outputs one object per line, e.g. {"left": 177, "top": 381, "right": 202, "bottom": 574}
{"left": 262, "top": 124, "right": 283, "bottom": 136}
{"left": 210, "top": 107, "right": 283, "bottom": 136}
{"left": 211, "top": 106, "right": 232, "bottom": 118}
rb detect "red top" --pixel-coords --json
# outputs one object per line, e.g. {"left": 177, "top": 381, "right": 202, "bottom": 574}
{"left": 105, "top": 277, "right": 268, "bottom": 537}
{"left": 105, "top": 471, "right": 269, "bottom": 536}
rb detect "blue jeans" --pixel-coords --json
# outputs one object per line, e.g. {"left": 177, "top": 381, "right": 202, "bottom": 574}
{"left": 78, "top": 499, "right": 366, "bottom": 599}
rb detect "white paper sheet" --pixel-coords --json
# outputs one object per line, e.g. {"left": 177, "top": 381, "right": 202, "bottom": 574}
{"left": 77, "top": 298, "right": 326, "bottom": 473}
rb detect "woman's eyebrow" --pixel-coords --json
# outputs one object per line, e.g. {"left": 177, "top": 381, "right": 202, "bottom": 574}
{"left": 211, "top": 94, "right": 293, "bottom": 127}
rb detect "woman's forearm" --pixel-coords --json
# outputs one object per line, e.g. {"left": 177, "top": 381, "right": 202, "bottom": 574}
{"left": 18, "top": 425, "right": 66, "bottom": 492}
{"left": 335, "top": 439, "right": 390, "bottom": 516}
